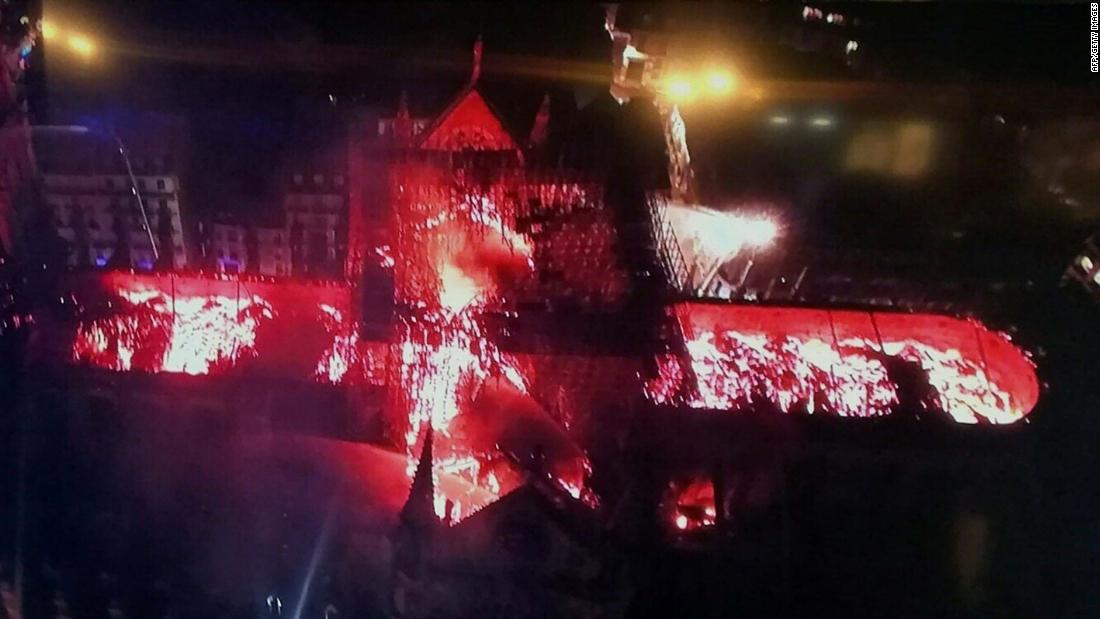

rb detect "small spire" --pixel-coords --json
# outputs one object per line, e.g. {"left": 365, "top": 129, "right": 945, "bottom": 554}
{"left": 471, "top": 35, "right": 483, "bottom": 84}
{"left": 528, "top": 94, "right": 551, "bottom": 148}
{"left": 394, "top": 90, "right": 412, "bottom": 146}
{"left": 400, "top": 425, "right": 437, "bottom": 527}
{"left": 397, "top": 90, "right": 410, "bottom": 119}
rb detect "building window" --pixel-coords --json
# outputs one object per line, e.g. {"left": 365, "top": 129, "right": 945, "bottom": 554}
{"left": 156, "top": 178, "right": 166, "bottom": 191}
{"left": 313, "top": 174, "right": 324, "bottom": 186}
{"left": 230, "top": 251, "right": 239, "bottom": 262}
{"left": 105, "top": 178, "right": 115, "bottom": 190}
{"left": 159, "top": 199, "right": 168, "bottom": 209}
{"left": 293, "top": 173, "right": 304, "bottom": 186}
{"left": 334, "top": 175, "right": 345, "bottom": 187}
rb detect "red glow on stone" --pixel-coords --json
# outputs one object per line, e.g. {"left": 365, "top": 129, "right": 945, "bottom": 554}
{"left": 419, "top": 89, "right": 518, "bottom": 152}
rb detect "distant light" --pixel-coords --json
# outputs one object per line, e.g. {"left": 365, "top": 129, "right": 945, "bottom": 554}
{"left": 67, "top": 33, "right": 96, "bottom": 57}
{"left": 664, "top": 75, "right": 695, "bottom": 102}
{"left": 742, "top": 217, "right": 778, "bottom": 248}
{"left": 685, "top": 208, "right": 782, "bottom": 260}
{"left": 704, "top": 70, "right": 736, "bottom": 96}
{"left": 809, "top": 116, "right": 834, "bottom": 128}
{"left": 1092, "top": 271, "right": 1100, "bottom": 286}
{"left": 846, "top": 40, "right": 859, "bottom": 54}
{"left": 40, "top": 20, "right": 58, "bottom": 39}
{"left": 1079, "top": 255, "right": 1094, "bottom": 272}
{"left": 675, "top": 514, "right": 689, "bottom": 530}
{"left": 769, "top": 115, "right": 791, "bottom": 126}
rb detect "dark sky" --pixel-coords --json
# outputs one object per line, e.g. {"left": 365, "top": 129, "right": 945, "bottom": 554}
{"left": 34, "top": 1, "right": 1099, "bottom": 216}
{"left": 41, "top": 1, "right": 1098, "bottom": 115}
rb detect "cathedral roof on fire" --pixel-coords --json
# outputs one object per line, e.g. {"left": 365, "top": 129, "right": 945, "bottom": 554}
{"left": 411, "top": 38, "right": 521, "bottom": 152}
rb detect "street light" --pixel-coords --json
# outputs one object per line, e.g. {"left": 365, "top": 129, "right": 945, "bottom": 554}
{"left": 39, "top": 20, "right": 58, "bottom": 39}
{"left": 663, "top": 74, "right": 695, "bottom": 102}
{"left": 704, "top": 69, "right": 736, "bottom": 95}
{"left": 38, "top": 19, "right": 97, "bottom": 59}
{"left": 66, "top": 33, "right": 96, "bottom": 58}
{"left": 695, "top": 212, "right": 779, "bottom": 296}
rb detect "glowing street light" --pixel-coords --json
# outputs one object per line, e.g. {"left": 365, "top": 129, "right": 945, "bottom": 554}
{"left": 704, "top": 69, "right": 736, "bottom": 95}
{"left": 695, "top": 212, "right": 780, "bottom": 295}
{"left": 664, "top": 74, "right": 695, "bottom": 102}
{"left": 741, "top": 217, "right": 778, "bottom": 248}
{"left": 66, "top": 33, "right": 96, "bottom": 58}
{"left": 39, "top": 20, "right": 58, "bottom": 39}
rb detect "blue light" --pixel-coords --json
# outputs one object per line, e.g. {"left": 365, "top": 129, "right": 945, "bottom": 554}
{"left": 95, "top": 256, "right": 107, "bottom": 267}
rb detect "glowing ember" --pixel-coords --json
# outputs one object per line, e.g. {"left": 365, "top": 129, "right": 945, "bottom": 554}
{"left": 393, "top": 188, "right": 546, "bottom": 521}
{"left": 437, "top": 262, "right": 481, "bottom": 313}
{"left": 395, "top": 307, "right": 530, "bottom": 520}
{"left": 315, "top": 303, "right": 388, "bottom": 386}
{"left": 315, "top": 304, "right": 358, "bottom": 384}
{"left": 74, "top": 287, "right": 273, "bottom": 375}
{"left": 646, "top": 305, "right": 1038, "bottom": 424}
{"left": 664, "top": 478, "right": 718, "bottom": 532}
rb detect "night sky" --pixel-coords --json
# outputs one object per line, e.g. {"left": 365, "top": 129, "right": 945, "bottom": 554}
{"left": 36, "top": 1, "right": 1097, "bottom": 220}
{"left": 42, "top": 2, "right": 1097, "bottom": 111}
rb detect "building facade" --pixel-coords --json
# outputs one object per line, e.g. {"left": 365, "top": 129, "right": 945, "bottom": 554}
{"left": 33, "top": 116, "right": 192, "bottom": 271}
